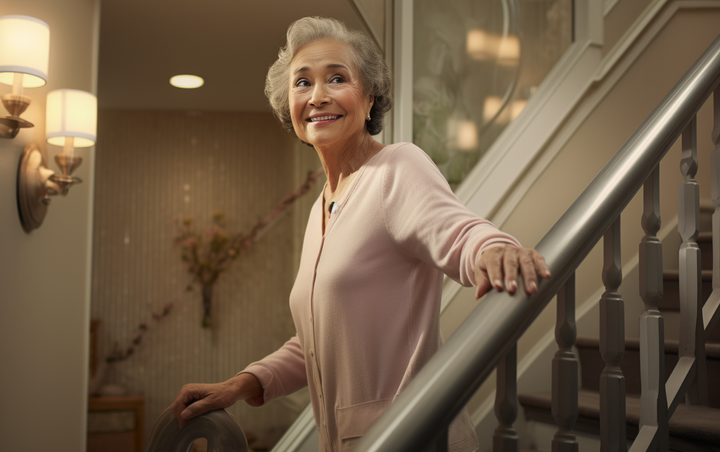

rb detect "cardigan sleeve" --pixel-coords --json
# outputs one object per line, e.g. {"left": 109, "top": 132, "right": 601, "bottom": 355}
{"left": 238, "top": 335, "right": 307, "bottom": 407}
{"left": 381, "top": 143, "right": 522, "bottom": 287}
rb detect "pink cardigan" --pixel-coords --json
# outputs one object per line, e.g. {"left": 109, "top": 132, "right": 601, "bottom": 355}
{"left": 242, "top": 143, "right": 521, "bottom": 452}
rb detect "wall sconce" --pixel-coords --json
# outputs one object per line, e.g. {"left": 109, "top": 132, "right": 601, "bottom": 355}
{"left": 17, "top": 89, "right": 97, "bottom": 232}
{"left": 0, "top": 15, "right": 50, "bottom": 138}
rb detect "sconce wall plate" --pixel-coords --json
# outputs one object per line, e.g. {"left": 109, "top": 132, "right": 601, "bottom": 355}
{"left": 17, "top": 143, "right": 84, "bottom": 232}
{"left": 17, "top": 144, "right": 50, "bottom": 232}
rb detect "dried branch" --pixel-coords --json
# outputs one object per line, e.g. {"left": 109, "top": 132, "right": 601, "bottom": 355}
{"left": 106, "top": 302, "right": 174, "bottom": 363}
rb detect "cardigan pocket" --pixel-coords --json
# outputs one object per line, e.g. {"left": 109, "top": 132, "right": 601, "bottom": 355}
{"left": 336, "top": 398, "right": 393, "bottom": 448}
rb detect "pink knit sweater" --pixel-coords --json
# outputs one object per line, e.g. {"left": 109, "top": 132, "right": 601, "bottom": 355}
{"left": 242, "top": 143, "right": 521, "bottom": 452}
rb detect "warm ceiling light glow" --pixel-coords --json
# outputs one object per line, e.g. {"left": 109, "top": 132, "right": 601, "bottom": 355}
{"left": 466, "top": 29, "right": 492, "bottom": 61}
{"left": 457, "top": 120, "right": 479, "bottom": 151}
{"left": 510, "top": 99, "right": 527, "bottom": 120}
{"left": 170, "top": 74, "right": 204, "bottom": 89}
{"left": 497, "top": 35, "right": 520, "bottom": 66}
{"left": 483, "top": 96, "right": 502, "bottom": 122}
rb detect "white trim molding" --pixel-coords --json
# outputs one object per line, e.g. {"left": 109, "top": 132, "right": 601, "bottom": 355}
{"left": 392, "top": 0, "right": 413, "bottom": 144}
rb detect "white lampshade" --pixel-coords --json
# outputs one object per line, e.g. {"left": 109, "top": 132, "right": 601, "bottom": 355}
{"left": 46, "top": 89, "right": 97, "bottom": 147}
{"left": 0, "top": 15, "right": 49, "bottom": 88}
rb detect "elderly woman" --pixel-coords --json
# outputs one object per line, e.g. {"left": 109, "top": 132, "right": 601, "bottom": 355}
{"left": 172, "top": 16, "right": 550, "bottom": 452}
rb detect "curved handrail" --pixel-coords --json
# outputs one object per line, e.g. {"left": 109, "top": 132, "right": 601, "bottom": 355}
{"left": 354, "top": 33, "right": 720, "bottom": 452}
{"left": 146, "top": 407, "right": 248, "bottom": 452}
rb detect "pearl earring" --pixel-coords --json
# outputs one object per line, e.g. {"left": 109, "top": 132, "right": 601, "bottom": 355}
{"left": 367, "top": 113, "right": 371, "bottom": 121}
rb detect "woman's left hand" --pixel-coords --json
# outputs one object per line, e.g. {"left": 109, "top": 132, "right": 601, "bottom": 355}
{"left": 474, "top": 245, "right": 551, "bottom": 298}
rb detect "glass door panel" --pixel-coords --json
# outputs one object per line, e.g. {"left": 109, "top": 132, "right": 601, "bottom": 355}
{"left": 412, "top": 0, "right": 572, "bottom": 186}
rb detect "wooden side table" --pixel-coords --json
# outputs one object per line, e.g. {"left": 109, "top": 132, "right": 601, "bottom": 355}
{"left": 87, "top": 396, "right": 144, "bottom": 452}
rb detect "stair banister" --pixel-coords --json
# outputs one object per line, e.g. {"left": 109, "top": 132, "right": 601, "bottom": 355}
{"left": 707, "top": 86, "right": 720, "bottom": 336}
{"left": 352, "top": 33, "right": 720, "bottom": 452}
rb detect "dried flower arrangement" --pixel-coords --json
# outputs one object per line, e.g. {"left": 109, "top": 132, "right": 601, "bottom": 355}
{"left": 175, "top": 168, "right": 323, "bottom": 327}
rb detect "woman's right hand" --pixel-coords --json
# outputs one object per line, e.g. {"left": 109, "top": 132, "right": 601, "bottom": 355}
{"left": 171, "top": 373, "right": 264, "bottom": 428}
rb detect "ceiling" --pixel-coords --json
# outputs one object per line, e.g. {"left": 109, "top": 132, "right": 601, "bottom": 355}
{"left": 98, "top": 0, "right": 370, "bottom": 113}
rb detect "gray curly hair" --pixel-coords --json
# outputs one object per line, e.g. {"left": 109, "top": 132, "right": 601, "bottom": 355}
{"left": 265, "top": 16, "right": 392, "bottom": 138}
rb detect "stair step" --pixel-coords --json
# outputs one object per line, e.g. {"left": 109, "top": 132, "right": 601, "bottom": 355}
{"left": 574, "top": 336, "right": 720, "bottom": 408}
{"left": 698, "top": 231, "right": 713, "bottom": 269}
{"left": 659, "top": 270, "right": 713, "bottom": 311}
{"left": 519, "top": 390, "right": 720, "bottom": 449}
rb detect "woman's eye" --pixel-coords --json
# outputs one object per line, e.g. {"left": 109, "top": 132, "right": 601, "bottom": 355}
{"left": 295, "top": 79, "right": 310, "bottom": 87}
{"left": 330, "top": 76, "right": 344, "bottom": 83}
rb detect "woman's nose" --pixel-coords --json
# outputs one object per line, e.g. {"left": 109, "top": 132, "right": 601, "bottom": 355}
{"left": 309, "top": 85, "right": 330, "bottom": 106}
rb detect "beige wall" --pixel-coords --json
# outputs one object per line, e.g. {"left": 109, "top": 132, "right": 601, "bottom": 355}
{"left": 604, "top": 0, "right": 655, "bottom": 56}
{"left": 441, "top": 5, "right": 720, "bottom": 420}
{"left": 350, "top": 0, "right": 386, "bottom": 47}
{"left": 0, "top": 0, "right": 98, "bottom": 451}
{"left": 91, "top": 110, "right": 311, "bottom": 448}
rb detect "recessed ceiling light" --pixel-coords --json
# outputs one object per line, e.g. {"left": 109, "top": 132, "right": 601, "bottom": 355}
{"left": 170, "top": 74, "right": 204, "bottom": 89}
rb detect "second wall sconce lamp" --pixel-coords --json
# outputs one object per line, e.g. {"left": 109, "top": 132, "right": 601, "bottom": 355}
{"left": 17, "top": 89, "right": 97, "bottom": 232}
{"left": 0, "top": 15, "right": 49, "bottom": 138}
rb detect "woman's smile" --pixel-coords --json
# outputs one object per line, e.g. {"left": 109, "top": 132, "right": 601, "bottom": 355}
{"left": 307, "top": 114, "right": 344, "bottom": 126}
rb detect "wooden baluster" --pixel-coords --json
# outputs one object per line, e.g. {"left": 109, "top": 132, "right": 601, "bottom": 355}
{"left": 638, "top": 167, "right": 669, "bottom": 451}
{"left": 600, "top": 219, "right": 626, "bottom": 452}
{"left": 705, "top": 88, "right": 720, "bottom": 338}
{"left": 679, "top": 116, "right": 708, "bottom": 405}
{"left": 494, "top": 344, "right": 519, "bottom": 452}
{"left": 552, "top": 273, "right": 579, "bottom": 452}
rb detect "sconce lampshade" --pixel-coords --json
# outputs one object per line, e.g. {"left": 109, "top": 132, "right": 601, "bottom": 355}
{"left": 0, "top": 15, "right": 49, "bottom": 88}
{"left": 46, "top": 89, "right": 97, "bottom": 147}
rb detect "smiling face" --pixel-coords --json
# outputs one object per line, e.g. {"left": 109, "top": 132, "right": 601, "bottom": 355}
{"left": 289, "top": 39, "right": 374, "bottom": 149}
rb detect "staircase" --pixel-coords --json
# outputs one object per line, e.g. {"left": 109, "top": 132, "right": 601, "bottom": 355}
{"left": 346, "top": 33, "right": 720, "bottom": 452}
{"left": 520, "top": 230, "right": 720, "bottom": 451}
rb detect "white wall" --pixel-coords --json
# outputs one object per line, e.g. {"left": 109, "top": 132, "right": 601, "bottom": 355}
{"left": 0, "top": 1, "right": 98, "bottom": 450}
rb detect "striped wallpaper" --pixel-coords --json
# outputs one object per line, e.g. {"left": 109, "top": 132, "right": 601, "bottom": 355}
{"left": 91, "top": 110, "right": 318, "bottom": 449}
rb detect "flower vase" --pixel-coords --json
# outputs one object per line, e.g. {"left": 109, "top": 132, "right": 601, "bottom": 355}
{"left": 201, "top": 285, "right": 213, "bottom": 328}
